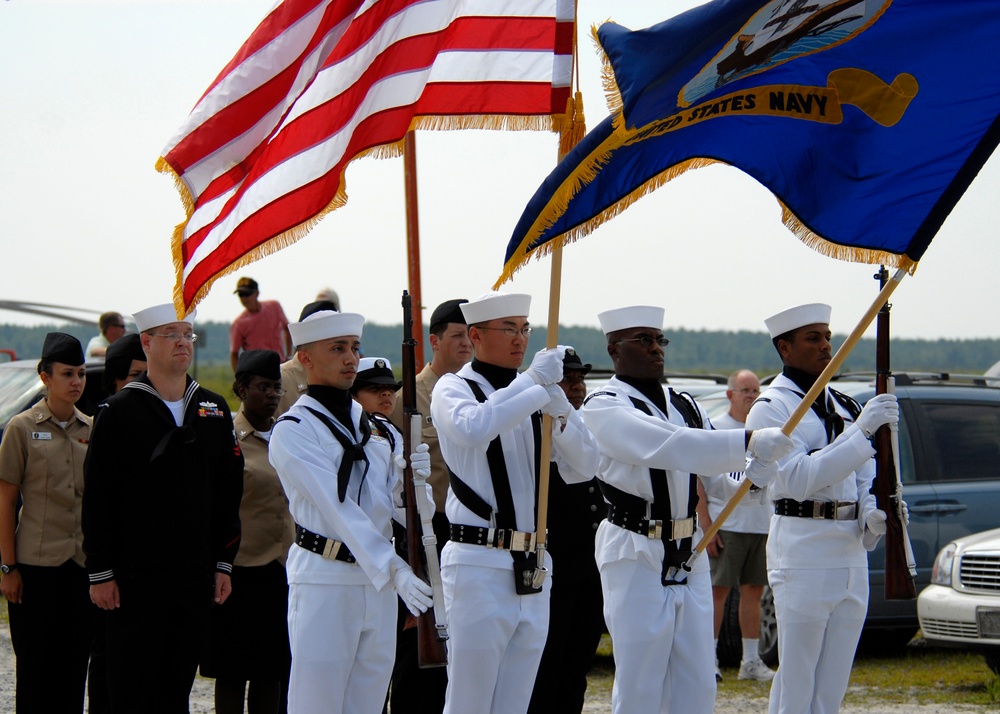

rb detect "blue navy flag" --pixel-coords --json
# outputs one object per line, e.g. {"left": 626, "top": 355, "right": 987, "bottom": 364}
{"left": 498, "top": 0, "right": 1000, "bottom": 285}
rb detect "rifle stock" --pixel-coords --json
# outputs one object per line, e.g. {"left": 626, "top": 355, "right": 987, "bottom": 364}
{"left": 874, "top": 268, "right": 916, "bottom": 600}
{"left": 400, "top": 291, "right": 448, "bottom": 667}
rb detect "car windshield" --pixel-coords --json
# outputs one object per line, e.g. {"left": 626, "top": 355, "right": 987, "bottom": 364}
{"left": 0, "top": 364, "right": 43, "bottom": 427}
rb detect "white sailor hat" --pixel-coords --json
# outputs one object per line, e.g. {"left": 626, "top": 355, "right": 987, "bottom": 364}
{"left": 288, "top": 311, "right": 364, "bottom": 348}
{"left": 460, "top": 291, "right": 531, "bottom": 324}
{"left": 597, "top": 305, "right": 665, "bottom": 335}
{"left": 132, "top": 303, "right": 197, "bottom": 333}
{"left": 764, "top": 303, "right": 832, "bottom": 339}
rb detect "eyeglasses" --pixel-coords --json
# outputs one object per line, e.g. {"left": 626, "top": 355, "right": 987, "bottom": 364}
{"left": 733, "top": 387, "right": 760, "bottom": 395}
{"left": 109, "top": 323, "right": 126, "bottom": 329}
{"left": 477, "top": 326, "right": 533, "bottom": 338}
{"left": 150, "top": 332, "right": 198, "bottom": 343}
{"left": 247, "top": 384, "right": 285, "bottom": 396}
{"left": 616, "top": 336, "right": 669, "bottom": 348}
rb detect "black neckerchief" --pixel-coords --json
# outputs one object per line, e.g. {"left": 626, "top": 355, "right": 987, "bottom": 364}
{"left": 471, "top": 359, "right": 518, "bottom": 390}
{"left": 782, "top": 366, "right": 843, "bottom": 443}
{"left": 308, "top": 384, "right": 356, "bottom": 437}
{"left": 617, "top": 373, "right": 668, "bottom": 415}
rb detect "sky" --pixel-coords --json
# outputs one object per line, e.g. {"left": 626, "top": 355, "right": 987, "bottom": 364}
{"left": 2, "top": 0, "right": 999, "bottom": 344}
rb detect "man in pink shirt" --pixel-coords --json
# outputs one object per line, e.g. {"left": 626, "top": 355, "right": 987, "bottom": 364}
{"left": 230, "top": 277, "right": 293, "bottom": 372}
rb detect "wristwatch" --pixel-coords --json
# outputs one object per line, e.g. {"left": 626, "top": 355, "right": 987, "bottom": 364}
{"left": 0, "top": 563, "right": 17, "bottom": 575}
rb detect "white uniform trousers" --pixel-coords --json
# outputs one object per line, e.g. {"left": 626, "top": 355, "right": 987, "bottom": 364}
{"left": 286, "top": 581, "right": 396, "bottom": 714}
{"left": 442, "top": 561, "right": 551, "bottom": 714}
{"left": 767, "top": 567, "right": 868, "bottom": 714}
{"left": 601, "top": 557, "right": 716, "bottom": 714}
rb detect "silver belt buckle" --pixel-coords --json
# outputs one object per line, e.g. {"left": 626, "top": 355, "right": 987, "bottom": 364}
{"left": 492, "top": 527, "right": 502, "bottom": 550}
{"left": 510, "top": 531, "right": 534, "bottom": 552}
{"left": 670, "top": 517, "right": 695, "bottom": 540}
{"left": 322, "top": 539, "right": 342, "bottom": 560}
{"left": 812, "top": 501, "right": 828, "bottom": 519}
{"left": 646, "top": 519, "right": 663, "bottom": 539}
{"left": 834, "top": 501, "right": 856, "bottom": 520}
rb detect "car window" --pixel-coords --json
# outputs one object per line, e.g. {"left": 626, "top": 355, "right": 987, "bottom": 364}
{"left": 895, "top": 410, "right": 917, "bottom": 485}
{"left": 0, "top": 366, "right": 43, "bottom": 429}
{"left": 915, "top": 401, "right": 1000, "bottom": 483}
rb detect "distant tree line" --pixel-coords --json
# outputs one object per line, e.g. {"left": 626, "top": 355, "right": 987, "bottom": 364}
{"left": 3, "top": 322, "right": 998, "bottom": 378}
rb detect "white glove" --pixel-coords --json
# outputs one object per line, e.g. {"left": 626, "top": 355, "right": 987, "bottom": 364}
{"left": 746, "top": 427, "right": 794, "bottom": 462}
{"left": 394, "top": 443, "right": 431, "bottom": 479}
{"left": 900, "top": 499, "right": 909, "bottom": 526}
{"left": 744, "top": 458, "right": 777, "bottom": 489}
{"left": 865, "top": 509, "right": 888, "bottom": 536}
{"left": 524, "top": 348, "right": 564, "bottom": 386}
{"left": 541, "top": 383, "right": 572, "bottom": 420}
{"left": 855, "top": 393, "right": 899, "bottom": 437}
{"left": 393, "top": 566, "right": 434, "bottom": 616}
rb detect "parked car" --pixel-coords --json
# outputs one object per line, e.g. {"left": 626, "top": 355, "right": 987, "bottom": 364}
{"left": 918, "top": 527, "right": 1000, "bottom": 674}
{"left": 700, "top": 372, "right": 1000, "bottom": 665}
{"left": 583, "top": 369, "right": 728, "bottom": 400}
{"left": 0, "top": 358, "right": 107, "bottom": 435}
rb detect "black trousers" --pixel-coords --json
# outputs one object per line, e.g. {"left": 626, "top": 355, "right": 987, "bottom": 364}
{"left": 7, "top": 561, "right": 93, "bottom": 714}
{"left": 388, "top": 512, "right": 450, "bottom": 714}
{"left": 527, "top": 572, "right": 605, "bottom": 714}
{"left": 104, "top": 571, "right": 214, "bottom": 714}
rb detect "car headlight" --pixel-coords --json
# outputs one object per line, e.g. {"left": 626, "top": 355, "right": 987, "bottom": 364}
{"left": 930, "top": 543, "right": 958, "bottom": 586}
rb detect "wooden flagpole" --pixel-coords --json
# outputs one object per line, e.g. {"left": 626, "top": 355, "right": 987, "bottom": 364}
{"left": 533, "top": 85, "right": 586, "bottom": 584}
{"left": 403, "top": 130, "right": 425, "bottom": 366}
{"left": 688, "top": 268, "right": 908, "bottom": 567}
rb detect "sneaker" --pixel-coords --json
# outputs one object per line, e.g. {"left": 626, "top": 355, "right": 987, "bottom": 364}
{"left": 714, "top": 659, "right": 722, "bottom": 683}
{"left": 738, "top": 658, "right": 776, "bottom": 682}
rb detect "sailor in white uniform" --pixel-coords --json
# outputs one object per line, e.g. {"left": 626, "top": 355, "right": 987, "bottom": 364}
{"left": 431, "top": 291, "right": 600, "bottom": 714}
{"left": 581, "top": 305, "right": 794, "bottom": 714}
{"left": 745, "top": 303, "right": 900, "bottom": 714}
{"left": 269, "top": 310, "right": 433, "bottom": 714}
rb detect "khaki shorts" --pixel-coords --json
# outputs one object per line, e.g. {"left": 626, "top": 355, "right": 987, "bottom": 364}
{"left": 708, "top": 530, "right": 768, "bottom": 588}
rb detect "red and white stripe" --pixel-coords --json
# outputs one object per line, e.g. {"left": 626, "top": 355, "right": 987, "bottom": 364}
{"left": 159, "top": 0, "right": 574, "bottom": 312}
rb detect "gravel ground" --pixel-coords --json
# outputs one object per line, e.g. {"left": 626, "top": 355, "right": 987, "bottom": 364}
{"left": 0, "top": 620, "right": 985, "bottom": 713}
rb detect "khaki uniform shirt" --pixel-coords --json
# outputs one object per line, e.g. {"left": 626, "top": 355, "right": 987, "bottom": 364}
{"left": 0, "top": 401, "right": 91, "bottom": 567}
{"left": 390, "top": 363, "right": 448, "bottom": 512}
{"left": 277, "top": 358, "right": 308, "bottom": 417}
{"left": 234, "top": 409, "right": 294, "bottom": 566}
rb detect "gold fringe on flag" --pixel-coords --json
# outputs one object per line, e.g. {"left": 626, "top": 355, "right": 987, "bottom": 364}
{"left": 494, "top": 154, "right": 921, "bottom": 289}
{"left": 159, "top": 108, "right": 570, "bottom": 316}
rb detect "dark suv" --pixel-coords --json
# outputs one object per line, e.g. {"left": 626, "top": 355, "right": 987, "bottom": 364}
{"left": 709, "top": 372, "right": 1000, "bottom": 665}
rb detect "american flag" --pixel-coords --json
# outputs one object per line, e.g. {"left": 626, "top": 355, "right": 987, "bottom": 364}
{"left": 157, "top": 0, "right": 574, "bottom": 314}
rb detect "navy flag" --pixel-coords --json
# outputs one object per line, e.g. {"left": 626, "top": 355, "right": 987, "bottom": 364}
{"left": 497, "top": 0, "right": 1000, "bottom": 285}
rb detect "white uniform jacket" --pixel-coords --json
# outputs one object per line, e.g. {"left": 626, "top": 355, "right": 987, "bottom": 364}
{"left": 701, "top": 411, "right": 772, "bottom": 534}
{"left": 269, "top": 395, "right": 406, "bottom": 589}
{"left": 431, "top": 365, "right": 599, "bottom": 571}
{"left": 745, "top": 374, "right": 880, "bottom": 570}
{"left": 582, "top": 377, "right": 747, "bottom": 575}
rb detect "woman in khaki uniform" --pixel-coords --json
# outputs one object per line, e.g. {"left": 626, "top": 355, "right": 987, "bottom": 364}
{"left": 0, "top": 332, "right": 93, "bottom": 712}
{"left": 201, "top": 349, "right": 294, "bottom": 714}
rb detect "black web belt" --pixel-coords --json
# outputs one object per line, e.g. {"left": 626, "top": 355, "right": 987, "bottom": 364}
{"left": 449, "top": 524, "right": 540, "bottom": 552}
{"left": 774, "top": 498, "right": 858, "bottom": 520}
{"left": 294, "top": 524, "right": 358, "bottom": 564}
{"left": 606, "top": 502, "right": 697, "bottom": 541}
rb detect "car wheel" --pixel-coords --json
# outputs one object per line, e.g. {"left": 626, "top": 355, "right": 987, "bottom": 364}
{"left": 717, "top": 586, "right": 779, "bottom": 667}
{"left": 985, "top": 653, "right": 1000, "bottom": 676}
{"left": 717, "top": 587, "right": 742, "bottom": 667}
{"left": 759, "top": 586, "right": 779, "bottom": 666}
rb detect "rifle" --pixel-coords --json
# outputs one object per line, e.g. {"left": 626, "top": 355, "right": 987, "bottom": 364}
{"left": 873, "top": 266, "right": 917, "bottom": 600}
{"left": 400, "top": 290, "right": 449, "bottom": 667}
